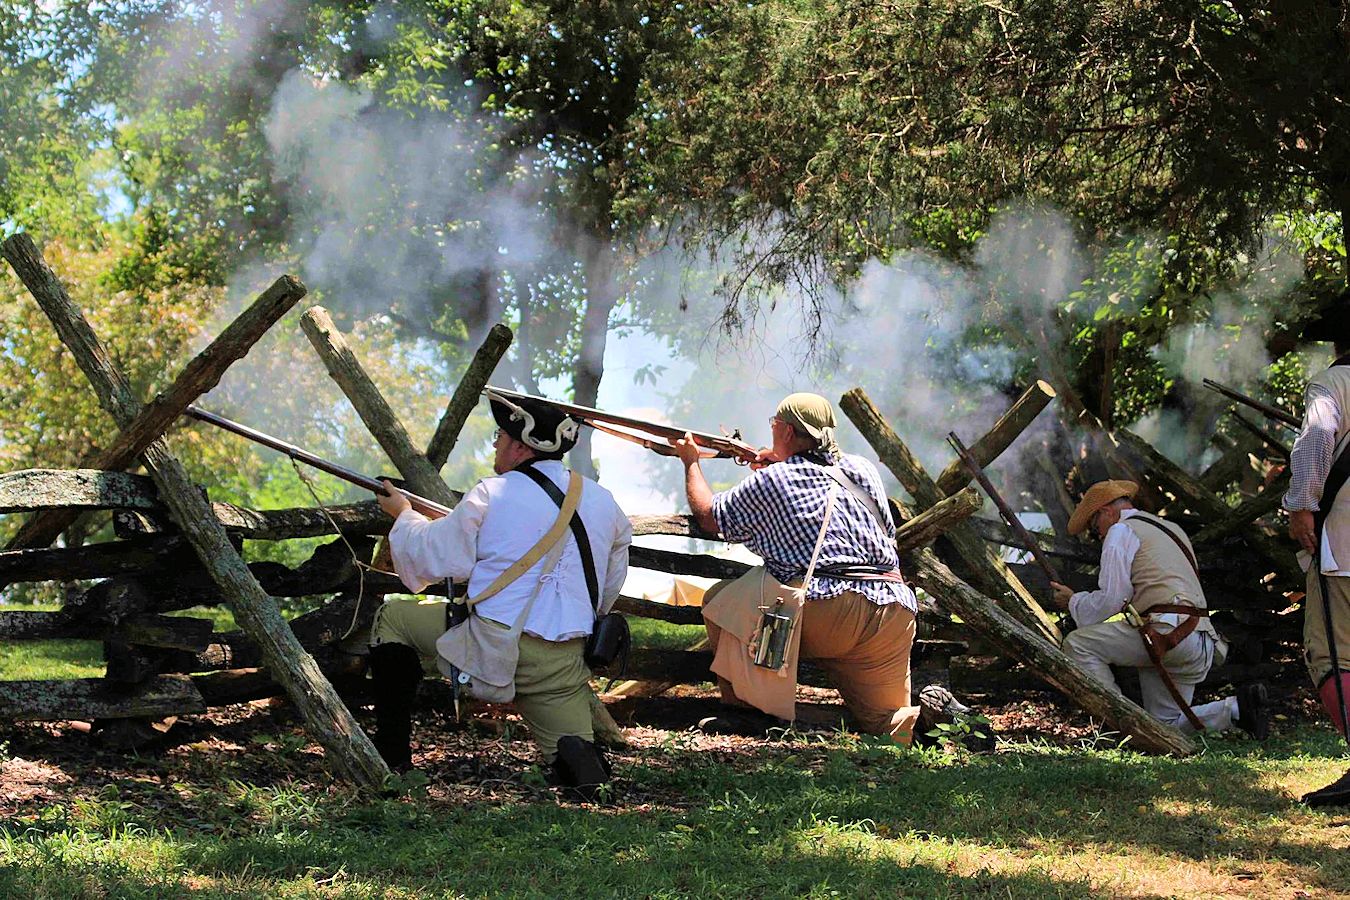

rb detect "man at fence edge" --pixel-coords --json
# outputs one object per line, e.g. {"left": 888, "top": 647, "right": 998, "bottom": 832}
{"left": 367, "top": 391, "right": 631, "bottom": 799}
{"left": 672, "top": 392, "right": 967, "bottom": 745}
{"left": 1284, "top": 303, "right": 1350, "bottom": 806}
{"left": 1049, "top": 480, "right": 1268, "bottom": 738}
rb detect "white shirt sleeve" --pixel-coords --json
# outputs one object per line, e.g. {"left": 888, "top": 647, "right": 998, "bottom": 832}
{"left": 1284, "top": 384, "right": 1342, "bottom": 512}
{"left": 600, "top": 513, "right": 633, "bottom": 615}
{"left": 1069, "top": 520, "right": 1140, "bottom": 627}
{"left": 386, "top": 480, "right": 491, "bottom": 593}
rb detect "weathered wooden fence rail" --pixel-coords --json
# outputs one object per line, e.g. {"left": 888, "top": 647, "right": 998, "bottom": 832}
{"left": 0, "top": 230, "right": 1305, "bottom": 766}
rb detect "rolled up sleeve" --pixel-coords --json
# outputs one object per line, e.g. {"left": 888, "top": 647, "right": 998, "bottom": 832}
{"left": 387, "top": 482, "right": 489, "bottom": 593}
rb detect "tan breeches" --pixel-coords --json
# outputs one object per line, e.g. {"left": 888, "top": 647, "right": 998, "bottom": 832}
{"left": 1304, "top": 570, "right": 1350, "bottom": 686}
{"left": 705, "top": 587, "right": 919, "bottom": 743}
{"left": 371, "top": 598, "right": 592, "bottom": 760}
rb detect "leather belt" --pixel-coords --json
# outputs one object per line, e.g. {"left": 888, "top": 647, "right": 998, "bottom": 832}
{"left": 811, "top": 563, "right": 908, "bottom": 585}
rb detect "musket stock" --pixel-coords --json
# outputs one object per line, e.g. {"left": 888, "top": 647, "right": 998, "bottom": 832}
{"left": 183, "top": 406, "right": 453, "bottom": 519}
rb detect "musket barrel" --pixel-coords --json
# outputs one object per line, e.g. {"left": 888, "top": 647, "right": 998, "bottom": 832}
{"left": 184, "top": 406, "right": 452, "bottom": 518}
{"left": 947, "top": 431, "right": 1061, "bottom": 584}
{"left": 1201, "top": 378, "right": 1300, "bottom": 429}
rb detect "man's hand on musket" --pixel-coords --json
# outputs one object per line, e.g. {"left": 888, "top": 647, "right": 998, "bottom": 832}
{"left": 1048, "top": 581, "right": 1074, "bottom": 611}
{"left": 672, "top": 433, "right": 704, "bottom": 468}
{"left": 1289, "top": 509, "right": 1317, "bottom": 555}
{"left": 750, "top": 446, "right": 782, "bottom": 471}
{"left": 377, "top": 479, "right": 412, "bottom": 519}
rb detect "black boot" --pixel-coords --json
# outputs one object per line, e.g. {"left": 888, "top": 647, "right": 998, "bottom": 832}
{"left": 1235, "top": 682, "right": 1271, "bottom": 740}
{"left": 367, "top": 642, "right": 423, "bottom": 772}
{"left": 552, "top": 735, "right": 613, "bottom": 802}
{"left": 696, "top": 708, "right": 787, "bottom": 737}
{"left": 1302, "top": 768, "right": 1350, "bottom": 808}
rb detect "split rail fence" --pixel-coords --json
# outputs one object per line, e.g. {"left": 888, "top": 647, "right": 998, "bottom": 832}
{"left": 0, "top": 232, "right": 1307, "bottom": 789}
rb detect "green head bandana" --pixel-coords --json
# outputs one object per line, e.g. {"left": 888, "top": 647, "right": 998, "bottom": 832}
{"left": 775, "top": 392, "right": 840, "bottom": 456}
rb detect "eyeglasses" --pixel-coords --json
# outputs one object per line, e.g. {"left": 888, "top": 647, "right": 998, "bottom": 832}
{"left": 492, "top": 428, "right": 504, "bottom": 442}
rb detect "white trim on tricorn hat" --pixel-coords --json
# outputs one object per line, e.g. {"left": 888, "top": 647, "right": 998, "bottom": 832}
{"left": 485, "top": 388, "right": 580, "bottom": 453}
{"left": 1067, "top": 479, "right": 1138, "bottom": 536}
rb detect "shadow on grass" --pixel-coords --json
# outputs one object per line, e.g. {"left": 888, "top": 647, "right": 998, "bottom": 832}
{"left": 5, "top": 707, "right": 1350, "bottom": 896}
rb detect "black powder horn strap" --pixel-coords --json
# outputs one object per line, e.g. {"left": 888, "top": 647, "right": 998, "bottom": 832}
{"left": 516, "top": 464, "right": 600, "bottom": 613}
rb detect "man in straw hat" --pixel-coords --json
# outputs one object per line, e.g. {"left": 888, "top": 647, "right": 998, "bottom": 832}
{"left": 1049, "top": 480, "right": 1268, "bottom": 737}
{"left": 367, "top": 389, "right": 631, "bottom": 800}
{"left": 672, "top": 392, "right": 978, "bottom": 745}
{"left": 1283, "top": 298, "right": 1350, "bottom": 806}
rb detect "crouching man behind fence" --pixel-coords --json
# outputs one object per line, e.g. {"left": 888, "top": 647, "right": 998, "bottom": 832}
{"left": 673, "top": 392, "right": 928, "bottom": 743}
{"left": 1049, "top": 479, "right": 1268, "bottom": 740}
{"left": 368, "top": 390, "right": 631, "bottom": 800}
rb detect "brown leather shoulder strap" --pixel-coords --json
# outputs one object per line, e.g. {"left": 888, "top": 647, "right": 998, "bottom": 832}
{"left": 1129, "top": 513, "right": 1200, "bottom": 578}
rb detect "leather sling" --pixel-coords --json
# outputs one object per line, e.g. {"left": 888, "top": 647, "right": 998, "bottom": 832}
{"left": 1121, "top": 513, "right": 1211, "bottom": 730}
{"left": 816, "top": 464, "right": 907, "bottom": 585}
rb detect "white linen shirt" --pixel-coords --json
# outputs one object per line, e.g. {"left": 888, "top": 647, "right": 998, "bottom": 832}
{"left": 1282, "top": 383, "right": 1350, "bottom": 575}
{"left": 1069, "top": 509, "right": 1182, "bottom": 630}
{"left": 388, "top": 460, "right": 632, "bottom": 641}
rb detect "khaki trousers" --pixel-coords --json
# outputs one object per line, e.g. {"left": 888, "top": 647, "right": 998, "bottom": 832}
{"left": 371, "top": 598, "right": 593, "bottom": 760}
{"left": 1062, "top": 620, "right": 1233, "bottom": 733}
{"left": 1304, "top": 569, "right": 1350, "bottom": 686}
{"left": 705, "top": 582, "right": 920, "bottom": 744}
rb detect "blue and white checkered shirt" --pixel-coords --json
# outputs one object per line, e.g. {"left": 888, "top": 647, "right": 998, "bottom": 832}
{"left": 711, "top": 450, "right": 917, "bottom": 611}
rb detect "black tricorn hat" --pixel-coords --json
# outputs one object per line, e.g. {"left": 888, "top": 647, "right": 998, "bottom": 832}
{"left": 1303, "top": 293, "right": 1350, "bottom": 347}
{"left": 486, "top": 388, "right": 580, "bottom": 454}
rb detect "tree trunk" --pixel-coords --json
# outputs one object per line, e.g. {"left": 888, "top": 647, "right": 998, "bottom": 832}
{"left": 571, "top": 238, "right": 621, "bottom": 481}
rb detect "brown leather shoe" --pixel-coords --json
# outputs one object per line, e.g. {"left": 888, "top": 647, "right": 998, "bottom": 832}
{"left": 697, "top": 709, "right": 787, "bottom": 737}
{"left": 915, "top": 684, "right": 995, "bottom": 752}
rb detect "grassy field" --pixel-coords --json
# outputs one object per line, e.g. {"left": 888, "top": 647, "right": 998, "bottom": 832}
{"left": 2, "top": 608, "right": 1349, "bottom": 897}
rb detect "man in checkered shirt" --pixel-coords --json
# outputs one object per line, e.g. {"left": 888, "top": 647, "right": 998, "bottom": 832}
{"left": 673, "top": 392, "right": 923, "bottom": 744}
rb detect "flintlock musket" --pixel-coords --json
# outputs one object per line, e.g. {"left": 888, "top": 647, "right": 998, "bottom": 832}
{"left": 484, "top": 385, "right": 759, "bottom": 464}
{"left": 1202, "top": 378, "right": 1301, "bottom": 429}
{"left": 183, "top": 405, "right": 452, "bottom": 519}
{"left": 946, "top": 430, "right": 1062, "bottom": 585}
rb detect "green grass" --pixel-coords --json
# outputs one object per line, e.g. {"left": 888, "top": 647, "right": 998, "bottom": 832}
{"left": 2, "top": 727, "right": 1349, "bottom": 898}
{"left": 5, "top": 612, "right": 1348, "bottom": 897}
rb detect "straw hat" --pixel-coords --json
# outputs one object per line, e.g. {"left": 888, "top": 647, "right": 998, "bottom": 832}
{"left": 1068, "top": 480, "right": 1138, "bottom": 536}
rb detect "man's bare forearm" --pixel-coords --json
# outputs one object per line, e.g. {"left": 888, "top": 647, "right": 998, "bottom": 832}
{"left": 684, "top": 461, "right": 719, "bottom": 535}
